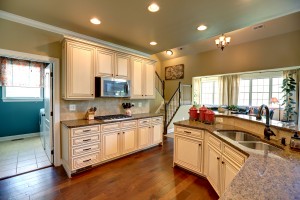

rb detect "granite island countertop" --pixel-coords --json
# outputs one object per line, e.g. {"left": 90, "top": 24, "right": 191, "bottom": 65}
{"left": 174, "top": 120, "right": 300, "bottom": 200}
{"left": 61, "top": 113, "right": 164, "bottom": 128}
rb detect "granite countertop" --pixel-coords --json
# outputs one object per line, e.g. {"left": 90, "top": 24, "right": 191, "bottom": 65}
{"left": 215, "top": 111, "right": 299, "bottom": 133}
{"left": 174, "top": 120, "right": 300, "bottom": 200}
{"left": 61, "top": 113, "right": 164, "bottom": 128}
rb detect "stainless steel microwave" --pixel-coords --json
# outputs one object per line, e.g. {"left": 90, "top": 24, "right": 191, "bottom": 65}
{"left": 95, "top": 77, "right": 130, "bottom": 97}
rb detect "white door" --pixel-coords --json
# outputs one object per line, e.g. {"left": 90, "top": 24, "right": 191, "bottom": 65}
{"left": 152, "top": 123, "right": 162, "bottom": 144}
{"left": 207, "top": 144, "right": 221, "bottom": 195}
{"left": 138, "top": 126, "right": 151, "bottom": 149}
{"left": 131, "top": 58, "right": 143, "bottom": 98}
{"left": 44, "top": 64, "right": 53, "bottom": 163}
{"left": 221, "top": 156, "right": 240, "bottom": 194}
{"left": 115, "top": 53, "right": 130, "bottom": 79}
{"left": 102, "top": 132, "right": 120, "bottom": 161}
{"left": 144, "top": 62, "right": 155, "bottom": 98}
{"left": 122, "top": 129, "right": 137, "bottom": 154}
{"left": 95, "top": 48, "right": 115, "bottom": 77}
{"left": 174, "top": 136, "right": 202, "bottom": 173}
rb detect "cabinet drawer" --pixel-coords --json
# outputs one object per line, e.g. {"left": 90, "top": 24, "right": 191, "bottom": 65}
{"left": 122, "top": 120, "right": 137, "bottom": 129}
{"left": 72, "top": 152, "right": 100, "bottom": 170}
{"left": 101, "top": 122, "right": 121, "bottom": 132}
{"left": 72, "top": 134, "right": 100, "bottom": 146}
{"left": 223, "top": 143, "right": 246, "bottom": 166}
{"left": 72, "top": 143, "right": 100, "bottom": 156}
{"left": 138, "top": 118, "right": 151, "bottom": 127}
{"left": 152, "top": 117, "right": 163, "bottom": 124}
{"left": 208, "top": 134, "right": 222, "bottom": 151}
{"left": 175, "top": 127, "right": 204, "bottom": 139}
{"left": 72, "top": 125, "right": 100, "bottom": 137}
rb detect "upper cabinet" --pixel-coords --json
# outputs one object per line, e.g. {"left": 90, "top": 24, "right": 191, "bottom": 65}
{"left": 62, "top": 39, "right": 96, "bottom": 100}
{"left": 131, "top": 57, "right": 156, "bottom": 99}
{"left": 95, "top": 48, "right": 130, "bottom": 79}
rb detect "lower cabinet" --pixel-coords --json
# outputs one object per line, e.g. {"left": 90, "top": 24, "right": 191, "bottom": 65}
{"left": 138, "top": 126, "right": 152, "bottom": 149}
{"left": 121, "top": 129, "right": 137, "bottom": 155}
{"left": 152, "top": 123, "right": 163, "bottom": 144}
{"left": 221, "top": 155, "right": 241, "bottom": 193}
{"left": 174, "top": 136, "right": 203, "bottom": 174}
{"left": 207, "top": 144, "right": 222, "bottom": 194}
{"left": 102, "top": 131, "right": 121, "bottom": 161}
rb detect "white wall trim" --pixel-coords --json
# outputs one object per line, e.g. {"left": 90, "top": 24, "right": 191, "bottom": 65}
{"left": 0, "top": 10, "right": 151, "bottom": 58}
{"left": 0, "top": 48, "right": 61, "bottom": 167}
{"left": 0, "top": 132, "right": 40, "bottom": 142}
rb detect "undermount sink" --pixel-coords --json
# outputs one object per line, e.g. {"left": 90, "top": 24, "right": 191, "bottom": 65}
{"left": 238, "top": 142, "right": 282, "bottom": 151}
{"left": 218, "top": 131, "right": 261, "bottom": 142}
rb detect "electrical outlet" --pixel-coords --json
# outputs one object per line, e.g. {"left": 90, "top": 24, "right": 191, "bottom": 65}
{"left": 138, "top": 102, "right": 142, "bottom": 107}
{"left": 216, "top": 118, "right": 223, "bottom": 123}
{"left": 69, "top": 104, "right": 76, "bottom": 111}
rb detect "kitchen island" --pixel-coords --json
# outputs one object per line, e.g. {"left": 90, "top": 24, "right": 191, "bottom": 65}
{"left": 173, "top": 119, "right": 300, "bottom": 200}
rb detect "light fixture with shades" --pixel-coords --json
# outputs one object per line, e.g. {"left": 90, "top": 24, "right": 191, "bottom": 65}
{"left": 166, "top": 50, "right": 173, "bottom": 56}
{"left": 215, "top": 34, "right": 231, "bottom": 51}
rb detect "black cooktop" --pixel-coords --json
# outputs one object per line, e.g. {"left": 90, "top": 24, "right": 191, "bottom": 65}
{"left": 94, "top": 114, "right": 132, "bottom": 122}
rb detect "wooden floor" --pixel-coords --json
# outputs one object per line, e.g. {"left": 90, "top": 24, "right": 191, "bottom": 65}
{"left": 0, "top": 138, "right": 218, "bottom": 200}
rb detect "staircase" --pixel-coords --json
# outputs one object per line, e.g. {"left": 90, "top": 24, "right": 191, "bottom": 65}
{"left": 154, "top": 72, "right": 192, "bottom": 134}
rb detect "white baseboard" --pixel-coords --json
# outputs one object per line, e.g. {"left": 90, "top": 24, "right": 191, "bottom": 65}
{"left": 0, "top": 132, "right": 40, "bottom": 142}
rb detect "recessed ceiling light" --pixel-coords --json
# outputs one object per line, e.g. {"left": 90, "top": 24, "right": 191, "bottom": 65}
{"left": 90, "top": 18, "right": 101, "bottom": 25}
{"left": 166, "top": 50, "right": 173, "bottom": 56}
{"left": 150, "top": 41, "right": 157, "bottom": 46}
{"left": 197, "top": 25, "right": 207, "bottom": 31}
{"left": 148, "top": 3, "right": 160, "bottom": 12}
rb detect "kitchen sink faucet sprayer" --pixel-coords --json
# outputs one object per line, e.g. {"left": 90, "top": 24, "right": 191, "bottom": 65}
{"left": 256, "top": 104, "right": 276, "bottom": 140}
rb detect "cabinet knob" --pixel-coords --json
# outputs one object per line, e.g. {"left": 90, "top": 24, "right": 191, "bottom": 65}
{"left": 91, "top": 94, "right": 94, "bottom": 96}
{"left": 199, "top": 144, "right": 201, "bottom": 146}
{"left": 118, "top": 132, "right": 120, "bottom": 135}
{"left": 217, "top": 157, "right": 220, "bottom": 160}
{"left": 222, "top": 161, "right": 225, "bottom": 164}
{"left": 111, "top": 74, "right": 113, "bottom": 76}
{"left": 123, "top": 132, "right": 125, "bottom": 134}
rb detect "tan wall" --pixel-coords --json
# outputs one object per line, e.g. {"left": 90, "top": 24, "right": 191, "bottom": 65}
{"left": 160, "top": 30, "right": 300, "bottom": 100}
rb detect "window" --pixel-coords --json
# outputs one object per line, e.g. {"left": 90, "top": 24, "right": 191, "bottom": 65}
{"left": 0, "top": 57, "right": 45, "bottom": 102}
{"left": 200, "top": 79, "right": 219, "bottom": 105}
{"left": 238, "top": 72, "right": 283, "bottom": 106}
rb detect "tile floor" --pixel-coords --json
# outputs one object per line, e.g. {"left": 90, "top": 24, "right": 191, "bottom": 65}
{"left": 0, "top": 136, "right": 51, "bottom": 179}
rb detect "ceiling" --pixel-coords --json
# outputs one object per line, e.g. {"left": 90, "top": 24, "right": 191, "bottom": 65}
{"left": 1, "top": 0, "right": 300, "bottom": 54}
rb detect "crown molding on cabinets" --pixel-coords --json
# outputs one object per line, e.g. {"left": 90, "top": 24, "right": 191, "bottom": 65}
{"left": 0, "top": 10, "right": 151, "bottom": 58}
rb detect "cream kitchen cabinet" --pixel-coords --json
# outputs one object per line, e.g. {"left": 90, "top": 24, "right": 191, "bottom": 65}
{"left": 131, "top": 57, "right": 155, "bottom": 99}
{"left": 207, "top": 143, "right": 222, "bottom": 195}
{"left": 121, "top": 129, "right": 137, "bottom": 154}
{"left": 95, "top": 48, "right": 130, "bottom": 79}
{"left": 62, "top": 39, "right": 96, "bottom": 100}
{"left": 102, "top": 131, "right": 121, "bottom": 161}
{"left": 221, "top": 155, "right": 240, "bottom": 193}
{"left": 138, "top": 126, "right": 152, "bottom": 149}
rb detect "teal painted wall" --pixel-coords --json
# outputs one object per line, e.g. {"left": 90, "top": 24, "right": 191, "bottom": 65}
{"left": 0, "top": 87, "right": 44, "bottom": 137}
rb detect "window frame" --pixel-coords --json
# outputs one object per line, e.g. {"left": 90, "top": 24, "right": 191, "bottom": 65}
{"left": 200, "top": 77, "right": 219, "bottom": 106}
{"left": 2, "top": 86, "right": 43, "bottom": 102}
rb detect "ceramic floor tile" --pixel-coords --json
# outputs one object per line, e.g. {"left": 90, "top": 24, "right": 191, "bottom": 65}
{"left": 35, "top": 152, "right": 47, "bottom": 158}
{"left": 37, "top": 160, "right": 51, "bottom": 168}
{"left": 18, "top": 154, "right": 36, "bottom": 161}
{"left": 0, "top": 169, "right": 16, "bottom": 178}
{"left": 17, "top": 164, "right": 37, "bottom": 174}
{"left": 0, "top": 163, "right": 17, "bottom": 172}
{"left": 0, "top": 158, "right": 17, "bottom": 166}
{"left": 17, "top": 159, "right": 37, "bottom": 168}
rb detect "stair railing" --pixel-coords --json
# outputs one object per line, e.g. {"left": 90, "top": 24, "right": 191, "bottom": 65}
{"left": 155, "top": 71, "right": 165, "bottom": 98}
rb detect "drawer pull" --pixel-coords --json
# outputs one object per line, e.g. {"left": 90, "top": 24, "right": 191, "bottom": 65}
{"left": 184, "top": 131, "right": 191, "bottom": 134}
{"left": 83, "top": 148, "right": 91, "bottom": 151}
{"left": 83, "top": 159, "right": 91, "bottom": 163}
{"left": 142, "top": 121, "right": 148, "bottom": 123}
{"left": 83, "top": 129, "right": 91, "bottom": 132}
{"left": 83, "top": 139, "right": 91, "bottom": 142}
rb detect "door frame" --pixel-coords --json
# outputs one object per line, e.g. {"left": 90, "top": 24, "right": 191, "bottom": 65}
{"left": 0, "top": 48, "right": 61, "bottom": 166}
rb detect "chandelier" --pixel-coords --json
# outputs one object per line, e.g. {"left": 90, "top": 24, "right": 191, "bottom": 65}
{"left": 215, "top": 34, "right": 231, "bottom": 51}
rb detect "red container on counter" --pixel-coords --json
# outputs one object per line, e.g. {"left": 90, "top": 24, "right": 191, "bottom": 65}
{"left": 189, "top": 106, "right": 199, "bottom": 121}
{"left": 199, "top": 106, "right": 208, "bottom": 122}
{"left": 205, "top": 110, "right": 215, "bottom": 124}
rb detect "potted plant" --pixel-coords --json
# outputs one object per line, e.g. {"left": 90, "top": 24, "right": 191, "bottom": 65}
{"left": 281, "top": 74, "right": 297, "bottom": 122}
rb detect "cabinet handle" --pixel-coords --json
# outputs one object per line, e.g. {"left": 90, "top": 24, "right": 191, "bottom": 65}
{"left": 83, "top": 139, "right": 91, "bottom": 142}
{"left": 91, "top": 94, "right": 94, "bottom": 96}
{"left": 83, "top": 159, "right": 92, "bottom": 163}
{"left": 222, "top": 161, "right": 225, "bottom": 164}
{"left": 199, "top": 144, "right": 201, "bottom": 146}
{"left": 123, "top": 132, "right": 125, "bottom": 134}
{"left": 184, "top": 131, "right": 191, "bottom": 134}
{"left": 149, "top": 127, "right": 151, "bottom": 128}
{"left": 83, "top": 148, "right": 91, "bottom": 151}
{"left": 83, "top": 129, "right": 91, "bottom": 132}
{"left": 217, "top": 157, "right": 220, "bottom": 160}
{"left": 111, "top": 74, "right": 113, "bottom": 76}
{"left": 118, "top": 132, "right": 120, "bottom": 135}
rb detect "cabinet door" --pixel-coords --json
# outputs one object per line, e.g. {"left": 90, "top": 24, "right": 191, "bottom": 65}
{"left": 95, "top": 48, "right": 115, "bottom": 77}
{"left": 138, "top": 126, "right": 151, "bottom": 149}
{"left": 152, "top": 123, "right": 162, "bottom": 144}
{"left": 131, "top": 57, "right": 144, "bottom": 98}
{"left": 66, "top": 42, "right": 95, "bottom": 99}
{"left": 122, "top": 129, "right": 137, "bottom": 154}
{"left": 207, "top": 144, "right": 221, "bottom": 195}
{"left": 115, "top": 53, "right": 130, "bottom": 79}
{"left": 102, "top": 132, "right": 121, "bottom": 161}
{"left": 221, "top": 156, "right": 240, "bottom": 194}
{"left": 174, "top": 136, "right": 203, "bottom": 174}
{"left": 144, "top": 62, "right": 155, "bottom": 99}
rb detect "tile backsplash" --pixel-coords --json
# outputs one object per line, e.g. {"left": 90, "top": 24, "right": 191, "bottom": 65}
{"left": 60, "top": 98, "right": 150, "bottom": 121}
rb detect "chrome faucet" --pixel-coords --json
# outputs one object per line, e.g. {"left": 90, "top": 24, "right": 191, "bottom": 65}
{"left": 256, "top": 104, "right": 276, "bottom": 140}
